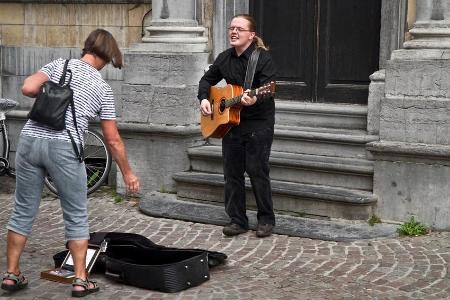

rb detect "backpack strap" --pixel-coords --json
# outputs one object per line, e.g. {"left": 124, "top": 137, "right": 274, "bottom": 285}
{"left": 61, "top": 59, "right": 83, "bottom": 163}
{"left": 67, "top": 100, "right": 84, "bottom": 163}
{"left": 59, "top": 60, "right": 72, "bottom": 86}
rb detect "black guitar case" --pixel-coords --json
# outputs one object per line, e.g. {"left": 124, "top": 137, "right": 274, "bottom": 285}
{"left": 53, "top": 232, "right": 227, "bottom": 293}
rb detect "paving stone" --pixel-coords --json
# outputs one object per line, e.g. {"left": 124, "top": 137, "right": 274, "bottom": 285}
{"left": 1, "top": 176, "right": 450, "bottom": 299}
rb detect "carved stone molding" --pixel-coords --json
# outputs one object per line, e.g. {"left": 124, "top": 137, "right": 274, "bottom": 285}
{"left": 0, "top": 0, "right": 151, "bottom": 3}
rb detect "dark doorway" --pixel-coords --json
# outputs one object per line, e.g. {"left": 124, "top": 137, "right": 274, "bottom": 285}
{"left": 250, "top": 0, "right": 381, "bottom": 104}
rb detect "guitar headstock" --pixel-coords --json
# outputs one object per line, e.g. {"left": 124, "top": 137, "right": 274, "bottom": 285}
{"left": 256, "top": 81, "right": 276, "bottom": 97}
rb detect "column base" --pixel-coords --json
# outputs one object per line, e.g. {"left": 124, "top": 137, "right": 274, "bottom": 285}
{"left": 133, "top": 41, "right": 208, "bottom": 53}
{"left": 404, "top": 26, "right": 450, "bottom": 49}
{"left": 140, "top": 25, "right": 208, "bottom": 52}
{"left": 404, "top": 39, "right": 450, "bottom": 49}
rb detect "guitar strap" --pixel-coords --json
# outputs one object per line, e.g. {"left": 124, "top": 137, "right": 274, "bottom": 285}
{"left": 243, "top": 48, "right": 261, "bottom": 90}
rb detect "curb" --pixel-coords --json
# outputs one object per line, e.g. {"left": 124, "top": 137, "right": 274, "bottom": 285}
{"left": 140, "top": 191, "right": 398, "bottom": 242}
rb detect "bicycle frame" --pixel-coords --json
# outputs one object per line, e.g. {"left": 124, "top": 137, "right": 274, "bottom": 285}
{"left": 1, "top": 118, "right": 11, "bottom": 160}
{"left": 0, "top": 118, "right": 12, "bottom": 175}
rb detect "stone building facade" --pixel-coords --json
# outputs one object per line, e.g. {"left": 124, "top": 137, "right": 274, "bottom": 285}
{"left": 2, "top": 0, "right": 450, "bottom": 230}
{"left": 369, "top": 0, "right": 450, "bottom": 229}
{"left": 0, "top": 0, "right": 153, "bottom": 172}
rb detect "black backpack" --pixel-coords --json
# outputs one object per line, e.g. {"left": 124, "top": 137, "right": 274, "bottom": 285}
{"left": 28, "top": 59, "right": 83, "bottom": 162}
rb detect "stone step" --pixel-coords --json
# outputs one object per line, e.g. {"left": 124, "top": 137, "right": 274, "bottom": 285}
{"left": 173, "top": 172, "right": 377, "bottom": 220}
{"left": 140, "top": 191, "right": 398, "bottom": 242}
{"left": 207, "top": 126, "right": 378, "bottom": 159}
{"left": 188, "top": 145, "right": 374, "bottom": 190}
{"left": 275, "top": 100, "right": 368, "bottom": 130}
{"left": 272, "top": 125, "right": 378, "bottom": 159}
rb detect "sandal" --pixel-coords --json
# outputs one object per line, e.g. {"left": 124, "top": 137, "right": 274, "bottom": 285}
{"left": 71, "top": 277, "right": 99, "bottom": 298}
{"left": 1, "top": 271, "right": 28, "bottom": 291}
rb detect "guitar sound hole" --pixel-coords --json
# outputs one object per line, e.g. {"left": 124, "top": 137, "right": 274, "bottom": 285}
{"left": 219, "top": 99, "right": 226, "bottom": 113}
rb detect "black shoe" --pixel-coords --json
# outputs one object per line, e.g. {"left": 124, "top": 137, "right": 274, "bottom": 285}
{"left": 256, "top": 223, "right": 273, "bottom": 238}
{"left": 222, "top": 223, "right": 248, "bottom": 236}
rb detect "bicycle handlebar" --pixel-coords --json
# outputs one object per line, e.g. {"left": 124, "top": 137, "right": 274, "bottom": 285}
{"left": 0, "top": 98, "right": 18, "bottom": 113}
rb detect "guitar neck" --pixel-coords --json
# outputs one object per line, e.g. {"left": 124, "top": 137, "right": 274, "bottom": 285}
{"left": 224, "top": 88, "right": 258, "bottom": 108}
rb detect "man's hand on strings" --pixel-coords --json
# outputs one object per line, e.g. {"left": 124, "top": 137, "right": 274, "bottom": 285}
{"left": 241, "top": 90, "right": 257, "bottom": 106}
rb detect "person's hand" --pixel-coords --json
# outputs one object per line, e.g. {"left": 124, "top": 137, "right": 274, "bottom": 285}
{"left": 123, "top": 172, "right": 140, "bottom": 195}
{"left": 200, "top": 99, "right": 212, "bottom": 116}
{"left": 241, "top": 90, "right": 257, "bottom": 106}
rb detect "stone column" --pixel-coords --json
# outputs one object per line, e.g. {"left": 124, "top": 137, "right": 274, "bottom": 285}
{"left": 403, "top": 0, "right": 450, "bottom": 48}
{"left": 119, "top": 0, "right": 209, "bottom": 195}
{"left": 368, "top": 0, "right": 450, "bottom": 229}
{"left": 379, "top": 0, "right": 408, "bottom": 68}
{"left": 213, "top": 0, "right": 248, "bottom": 58}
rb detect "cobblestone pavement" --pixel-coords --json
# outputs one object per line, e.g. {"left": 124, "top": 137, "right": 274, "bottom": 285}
{"left": 1, "top": 178, "right": 450, "bottom": 300}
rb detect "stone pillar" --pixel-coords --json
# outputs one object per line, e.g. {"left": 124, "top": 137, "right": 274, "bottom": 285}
{"left": 368, "top": 0, "right": 450, "bottom": 229}
{"left": 119, "top": 0, "right": 209, "bottom": 195}
{"left": 379, "top": 0, "right": 408, "bottom": 68}
{"left": 213, "top": 0, "right": 248, "bottom": 58}
{"left": 403, "top": 0, "right": 450, "bottom": 48}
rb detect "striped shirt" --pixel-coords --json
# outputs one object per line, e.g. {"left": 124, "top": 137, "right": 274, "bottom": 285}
{"left": 22, "top": 58, "right": 116, "bottom": 145}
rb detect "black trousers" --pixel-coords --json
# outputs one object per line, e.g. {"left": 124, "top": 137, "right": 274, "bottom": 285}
{"left": 222, "top": 126, "right": 275, "bottom": 229}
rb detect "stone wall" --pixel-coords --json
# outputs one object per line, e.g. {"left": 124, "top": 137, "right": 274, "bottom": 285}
{"left": 0, "top": 1, "right": 151, "bottom": 108}
{"left": 0, "top": 1, "right": 217, "bottom": 195}
{"left": 367, "top": 0, "right": 450, "bottom": 229}
{"left": 0, "top": 2, "right": 150, "bottom": 48}
{"left": 370, "top": 48, "right": 450, "bottom": 229}
{"left": 0, "top": 2, "right": 151, "bottom": 165}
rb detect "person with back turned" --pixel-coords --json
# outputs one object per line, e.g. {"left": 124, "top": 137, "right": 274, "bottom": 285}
{"left": 1, "top": 29, "right": 140, "bottom": 297}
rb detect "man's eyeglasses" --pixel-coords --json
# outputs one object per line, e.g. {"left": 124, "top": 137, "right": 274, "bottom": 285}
{"left": 228, "top": 27, "right": 252, "bottom": 33}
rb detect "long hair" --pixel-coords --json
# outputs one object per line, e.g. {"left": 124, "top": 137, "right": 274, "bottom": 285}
{"left": 232, "top": 14, "right": 268, "bottom": 50}
{"left": 81, "top": 29, "right": 123, "bottom": 69}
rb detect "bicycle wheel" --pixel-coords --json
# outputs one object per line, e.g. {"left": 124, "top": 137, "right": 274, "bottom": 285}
{"left": 0, "top": 120, "right": 10, "bottom": 176}
{"left": 44, "top": 130, "right": 112, "bottom": 195}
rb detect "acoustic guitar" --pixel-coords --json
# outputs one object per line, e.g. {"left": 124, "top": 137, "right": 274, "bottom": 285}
{"left": 200, "top": 81, "right": 276, "bottom": 139}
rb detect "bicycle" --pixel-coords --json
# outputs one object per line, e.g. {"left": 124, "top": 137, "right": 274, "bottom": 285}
{"left": 0, "top": 98, "right": 18, "bottom": 177}
{"left": 0, "top": 98, "right": 112, "bottom": 195}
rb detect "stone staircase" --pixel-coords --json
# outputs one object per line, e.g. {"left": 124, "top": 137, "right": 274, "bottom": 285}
{"left": 173, "top": 100, "right": 379, "bottom": 220}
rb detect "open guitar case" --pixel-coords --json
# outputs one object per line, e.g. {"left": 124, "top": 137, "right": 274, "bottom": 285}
{"left": 52, "top": 232, "right": 227, "bottom": 293}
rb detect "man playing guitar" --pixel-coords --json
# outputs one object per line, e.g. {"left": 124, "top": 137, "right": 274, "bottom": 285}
{"left": 198, "top": 14, "right": 277, "bottom": 238}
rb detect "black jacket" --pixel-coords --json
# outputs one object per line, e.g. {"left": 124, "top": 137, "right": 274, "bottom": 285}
{"left": 198, "top": 43, "right": 277, "bottom": 134}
